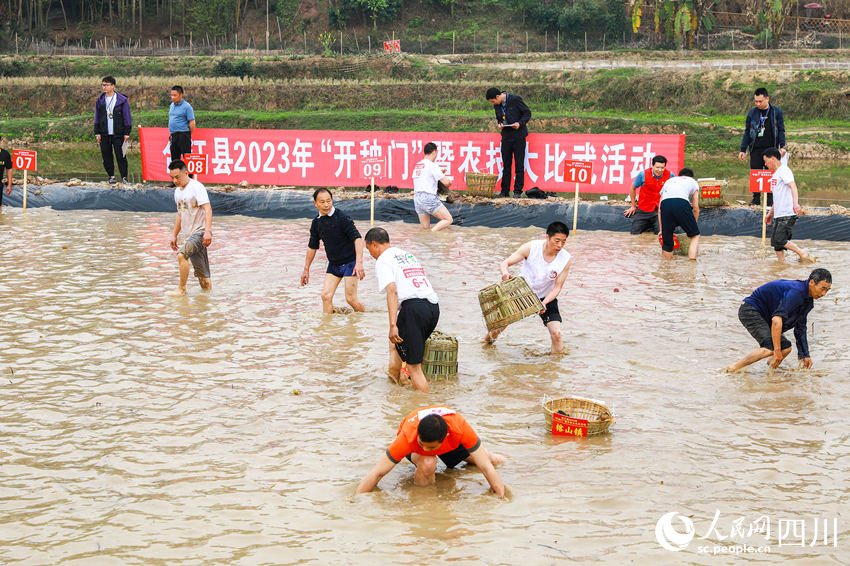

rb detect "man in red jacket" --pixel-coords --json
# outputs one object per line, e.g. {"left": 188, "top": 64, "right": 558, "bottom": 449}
{"left": 623, "top": 155, "right": 672, "bottom": 235}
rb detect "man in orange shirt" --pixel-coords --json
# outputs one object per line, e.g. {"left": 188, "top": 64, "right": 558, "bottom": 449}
{"left": 356, "top": 406, "right": 506, "bottom": 497}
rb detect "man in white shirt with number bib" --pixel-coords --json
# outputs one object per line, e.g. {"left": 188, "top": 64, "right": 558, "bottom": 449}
{"left": 365, "top": 227, "right": 439, "bottom": 393}
{"left": 763, "top": 148, "right": 810, "bottom": 263}
{"left": 168, "top": 159, "right": 213, "bottom": 295}
{"left": 412, "top": 142, "right": 453, "bottom": 232}
{"left": 485, "top": 221, "right": 572, "bottom": 354}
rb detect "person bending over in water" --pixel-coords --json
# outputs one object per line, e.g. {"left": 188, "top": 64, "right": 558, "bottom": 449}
{"left": 725, "top": 268, "right": 832, "bottom": 373}
{"left": 365, "top": 227, "right": 439, "bottom": 393}
{"left": 356, "top": 405, "right": 506, "bottom": 497}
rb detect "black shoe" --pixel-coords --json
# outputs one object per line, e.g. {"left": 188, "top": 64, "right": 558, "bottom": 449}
{"left": 750, "top": 198, "right": 760, "bottom": 206}
{"left": 107, "top": 177, "right": 118, "bottom": 185}
{"left": 499, "top": 191, "right": 510, "bottom": 198}
{"left": 122, "top": 177, "right": 130, "bottom": 184}
{"left": 514, "top": 191, "right": 524, "bottom": 198}
{"left": 169, "top": 183, "right": 177, "bottom": 188}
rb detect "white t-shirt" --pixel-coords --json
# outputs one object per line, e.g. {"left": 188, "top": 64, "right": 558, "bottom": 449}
{"left": 519, "top": 239, "right": 572, "bottom": 299}
{"left": 412, "top": 158, "right": 444, "bottom": 195}
{"left": 105, "top": 94, "right": 116, "bottom": 135}
{"left": 375, "top": 246, "right": 439, "bottom": 304}
{"left": 660, "top": 176, "right": 699, "bottom": 203}
{"left": 174, "top": 178, "right": 211, "bottom": 236}
{"left": 770, "top": 163, "right": 796, "bottom": 218}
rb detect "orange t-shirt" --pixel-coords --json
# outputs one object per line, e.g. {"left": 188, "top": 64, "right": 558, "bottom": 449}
{"left": 386, "top": 406, "right": 481, "bottom": 463}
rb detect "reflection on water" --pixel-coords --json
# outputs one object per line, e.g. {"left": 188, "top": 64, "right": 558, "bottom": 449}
{"left": 1, "top": 209, "right": 848, "bottom": 564}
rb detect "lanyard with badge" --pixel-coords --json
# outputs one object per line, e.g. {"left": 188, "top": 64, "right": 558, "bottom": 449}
{"left": 106, "top": 95, "right": 116, "bottom": 119}
{"left": 500, "top": 93, "right": 509, "bottom": 123}
{"left": 757, "top": 108, "right": 768, "bottom": 137}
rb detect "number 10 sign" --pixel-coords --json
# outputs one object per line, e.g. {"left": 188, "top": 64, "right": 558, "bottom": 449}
{"left": 563, "top": 160, "right": 593, "bottom": 232}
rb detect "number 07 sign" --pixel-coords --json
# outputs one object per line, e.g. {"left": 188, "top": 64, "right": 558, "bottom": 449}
{"left": 12, "top": 149, "right": 37, "bottom": 171}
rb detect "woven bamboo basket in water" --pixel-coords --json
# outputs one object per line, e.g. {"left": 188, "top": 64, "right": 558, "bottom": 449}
{"left": 478, "top": 276, "right": 543, "bottom": 332}
{"left": 465, "top": 172, "right": 498, "bottom": 197}
{"left": 422, "top": 330, "right": 458, "bottom": 380}
{"left": 698, "top": 178, "right": 728, "bottom": 207}
{"left": 542, "top": 396, "right": 615, "bottom": 436}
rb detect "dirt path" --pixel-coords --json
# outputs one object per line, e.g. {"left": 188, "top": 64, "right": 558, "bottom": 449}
{"left": 463, "top": 58, "right": 850, "bottom": 72}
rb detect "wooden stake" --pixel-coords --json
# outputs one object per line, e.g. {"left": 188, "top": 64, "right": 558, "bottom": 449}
{"left": 370, "top": 178, "right": 375, "bottom": 226}
{"left": 572, "top": 182, "right": 579, "bottom": 232}
{"left": 761, "top": 197, "right": 767, "bottom": 251}
{"left": 23, "top": 170, "right": 28, "bottom": 212}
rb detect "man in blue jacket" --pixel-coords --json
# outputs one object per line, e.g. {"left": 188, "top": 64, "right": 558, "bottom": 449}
{"left": 486, "top": 87, "right": 532, "bottom": 198}
{"left": 738, "top": 87, "right": 785, "bottom": 207}
{"left": 725, "top": 268, "right": 832, "bottom": 372}
{"left": 94, "top": 76, "right": 132, "bottom": 185}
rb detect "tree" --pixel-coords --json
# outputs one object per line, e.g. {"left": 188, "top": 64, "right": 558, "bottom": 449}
{"left": 632, "top": 0, "right": 716, "bottom": 49}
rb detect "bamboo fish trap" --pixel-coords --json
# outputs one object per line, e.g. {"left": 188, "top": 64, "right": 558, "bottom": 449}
{"left": 465, "top": 172, "right": 498, "bottom": 197}
{"left": 478, "top": 276, "right": 543, "bottom": 332}
{"left": 422, "top": 330, "right": 458, "bottom": 380}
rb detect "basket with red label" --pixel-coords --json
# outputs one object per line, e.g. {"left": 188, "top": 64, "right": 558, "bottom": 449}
{"left": 543, "top": 396, "right": 614, "bottom": 437}
{"left": 697, "top": 178, "right": 727, "bottom": 207}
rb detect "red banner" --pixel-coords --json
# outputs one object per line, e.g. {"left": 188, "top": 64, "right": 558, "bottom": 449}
{"left": 139, "top": 128, "right": 684, "bottom": 194}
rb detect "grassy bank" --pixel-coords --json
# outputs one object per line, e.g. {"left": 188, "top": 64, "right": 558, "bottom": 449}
{"left": 2, "top": 55, "right": 850, "bottom": 159}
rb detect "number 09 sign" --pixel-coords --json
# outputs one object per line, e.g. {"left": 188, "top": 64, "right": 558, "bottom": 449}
{"left": 361, "top": 157, "right": 386, "bottom": 179}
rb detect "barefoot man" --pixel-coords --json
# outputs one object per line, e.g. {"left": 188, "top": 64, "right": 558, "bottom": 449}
{"left": 365, "top": 227, "right": 439, "bottom": 393}
{"left": 356, "top": 405, "right": 506, "bottom": 497}
{"left": 485, "top": 221, "right": 572, "bottom": 354}
{"left": 301, "top": 188, "right": 365, "bottom": 313}
{"left": 763, "top": 148, "right": 811, "bottom": 263}
{"left": 169, "top": 159, "right": 212, "bottom": 294}
{"left": 412, "top": 142, "right": 453, "bottom": 232}
{"left": 726, "top": 268, "right": 832, "bottom": 372}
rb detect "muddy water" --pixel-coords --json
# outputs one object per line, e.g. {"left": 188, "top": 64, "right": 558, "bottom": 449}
{"left": 1, "top": 209, "right": 848, "bottom": 565}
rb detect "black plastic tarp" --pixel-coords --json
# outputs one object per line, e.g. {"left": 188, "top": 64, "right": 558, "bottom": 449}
{"left": 5, "top": 185, "right": 850, "bottom": 241}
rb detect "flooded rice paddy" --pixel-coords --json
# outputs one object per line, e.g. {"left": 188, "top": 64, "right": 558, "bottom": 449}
{"left": 1, "top": 208, "right": 848, "bottom": 565}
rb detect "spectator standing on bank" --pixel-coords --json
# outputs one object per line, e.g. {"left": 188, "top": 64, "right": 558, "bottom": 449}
{"left": 0, "top": 136, "right": 12, "bottom": 207}
{"left": 94, "top": 76, "right": 132, "bottom": 185}
{"left": 485, "top": 87, "right": 532, "bottom": 198}
{"left": 738, "top": 87, "right": 785, "bottom": 207}
{"left": 168, "top": 85, "right": 196, "bottom": 182}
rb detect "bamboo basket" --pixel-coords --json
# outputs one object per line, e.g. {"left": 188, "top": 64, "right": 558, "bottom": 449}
{"left": 698, "top": 178, "right": 728, "bottom": 207}
{"left": 422, "top": 330, "right": 458, "bottom": 380}
{"left": 478, "top": 276, "right": 543, "bottom": 332}
{"left": 542, "top": 396, "right": 614, "bottom": 436}
{"left": 465, "top": 172, "right": 498, "bottom": 197}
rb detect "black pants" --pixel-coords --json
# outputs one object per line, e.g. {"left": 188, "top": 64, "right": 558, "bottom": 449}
{"left": 500, "top": 136, "right": 526, "bottom": 195}
{"left": 100, "top": 134, "right": 128, "bottom": 179}
{"left": 170, "top": 131, "right": 193, "bottom": 163}
{"left": 749, "top": 147, "right": 774, "bottom": 207}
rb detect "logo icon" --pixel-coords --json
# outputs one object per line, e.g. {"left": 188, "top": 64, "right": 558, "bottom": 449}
{"left": 656, "top": 512, "right": 695, "bottom": 552}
